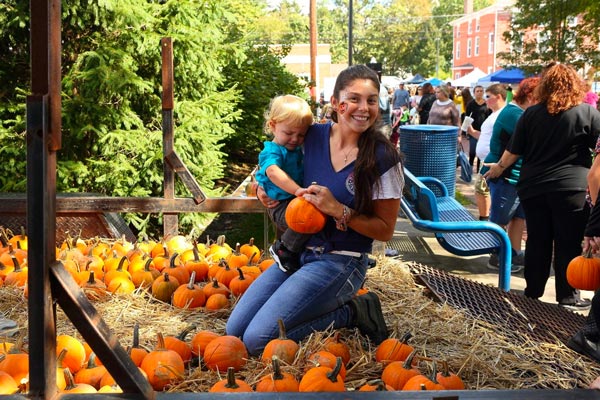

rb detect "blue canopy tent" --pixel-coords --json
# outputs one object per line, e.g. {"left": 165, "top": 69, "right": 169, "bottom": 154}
{"left": 405, "top": 73, "right": 425, "bottom": 84}
{"left": 478, "top": 68, "right": 527, "bottom": 84}
{"left": 420, "top": 77, "right": 444, "bottom": 87}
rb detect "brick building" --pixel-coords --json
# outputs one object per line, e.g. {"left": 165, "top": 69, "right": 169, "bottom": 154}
{"left": 450, "top": 0, "right": 514, "bottom": 80}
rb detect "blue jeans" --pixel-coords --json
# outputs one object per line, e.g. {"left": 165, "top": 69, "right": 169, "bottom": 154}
{"left": 226, "top": 250, "right": 368, "bottom": 356}
{"left": 488, "top": 178, "right": 525, "bottom": 226}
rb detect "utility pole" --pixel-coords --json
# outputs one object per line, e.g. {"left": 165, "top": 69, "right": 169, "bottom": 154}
{"left": 348, "top": 0, "right": 353, "bottom": 66}
{"left": 309, "top": 0, "right": 317, "bottom": 105}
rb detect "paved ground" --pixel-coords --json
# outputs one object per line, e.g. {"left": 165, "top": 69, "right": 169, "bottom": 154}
{"left": 386, "top": 168, "right": 593, "bottom": 310}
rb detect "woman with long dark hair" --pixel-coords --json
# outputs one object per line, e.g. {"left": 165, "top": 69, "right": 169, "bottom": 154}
{"left": 227, "top": 65, "right": 403, "bottom": 355}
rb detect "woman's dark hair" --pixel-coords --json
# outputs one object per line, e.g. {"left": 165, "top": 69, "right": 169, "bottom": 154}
{"left": 461, "top": 87, "right": 473, "bottom": 106}
{"left": 330, "top": 64, "right": 402, "bottom": 215}
{"left": 421, "top": 82, "right": 434, "bottom": 94}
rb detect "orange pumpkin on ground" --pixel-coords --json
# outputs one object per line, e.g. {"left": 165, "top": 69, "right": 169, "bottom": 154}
{"left": 261, "top": 319, "right": 299, "bottom": 365}
{"left": 255, "top": 356, "right": 299, "bottom": 392}
{"left": 140, "top": 333, "right": 185, "bottom": 391}
{"left": 208, "top": 367, "right": 252, "bottom": 392}
{"left": 299, "top": 356, "right": 345, "bottom": 392}
{"left": 203, "top": 335, "right": 248, "bottom": 372}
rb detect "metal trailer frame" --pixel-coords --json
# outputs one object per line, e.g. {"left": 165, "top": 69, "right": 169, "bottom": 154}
{"left": 2, "top": 1, "right": 599, "bottom": 399}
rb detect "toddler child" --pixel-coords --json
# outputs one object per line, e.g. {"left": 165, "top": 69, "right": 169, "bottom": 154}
{"left": 255, "top": 95, "right": 314, "bottom": 273}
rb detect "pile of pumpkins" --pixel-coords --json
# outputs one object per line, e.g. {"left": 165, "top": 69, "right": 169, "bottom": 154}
{"left": 0, "top": 227, "right": 273, "bottom": 310}
{"left": 0, "top": 227, "right": 468, "bottom": 393}
{"left": 0, "top": 319, "right": 465, "bottom": 394}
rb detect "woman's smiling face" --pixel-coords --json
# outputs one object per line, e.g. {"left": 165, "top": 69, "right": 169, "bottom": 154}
{"left": 333, "top": 79, "right": 380, "bottom": 133}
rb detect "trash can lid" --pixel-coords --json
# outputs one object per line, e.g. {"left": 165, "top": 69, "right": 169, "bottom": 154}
{"left": 400, "top": 124, "right": 459, "bottom": 133}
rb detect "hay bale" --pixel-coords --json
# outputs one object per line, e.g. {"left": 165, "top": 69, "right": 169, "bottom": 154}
{"left": 1, "top": 256, "right": 599, "bottom": 392}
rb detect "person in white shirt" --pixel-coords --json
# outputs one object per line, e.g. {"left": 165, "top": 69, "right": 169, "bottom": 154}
{"left": 466, "top": 84, "right": 507, "bottom": 220}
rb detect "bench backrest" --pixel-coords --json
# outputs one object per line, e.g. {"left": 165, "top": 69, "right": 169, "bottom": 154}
{"left": 403, "top": 168, "right": 440, "bottom": 222}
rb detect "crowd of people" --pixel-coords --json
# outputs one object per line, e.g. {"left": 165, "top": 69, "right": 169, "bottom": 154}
{"left": 246, "top": 63, "right": 600, "bottom": 389}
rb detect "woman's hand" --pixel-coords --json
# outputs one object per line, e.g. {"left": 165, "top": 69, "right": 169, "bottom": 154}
{"left": 256, "top": 186, "right": 279, "bottom": 209}
{"left": 297, "top": 183, "right": 344, "bottom": 219}
{"left": 483, "top": 162, "right": 504, "bottom": 179}
{"left": 583, "top": 236, "right": 600, "bottom": 254}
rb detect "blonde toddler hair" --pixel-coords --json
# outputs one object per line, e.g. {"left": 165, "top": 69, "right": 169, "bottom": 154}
{"left": 264, "top": 95, "right": 314, "bottom": 136}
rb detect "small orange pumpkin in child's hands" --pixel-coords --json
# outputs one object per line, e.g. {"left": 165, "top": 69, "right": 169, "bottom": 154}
{"left": 285, "top": 197, "right": 326, "bottom": 234}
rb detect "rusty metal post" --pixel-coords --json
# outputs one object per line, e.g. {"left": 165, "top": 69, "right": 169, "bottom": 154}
{"left": 161, "top": 37, "right": 179, "bottom": 238}
{"left": 309, "top": 0, "right": 317, "bottom": 105}
{"left": 27, "top": 0, "right": 61, "bottom": 396}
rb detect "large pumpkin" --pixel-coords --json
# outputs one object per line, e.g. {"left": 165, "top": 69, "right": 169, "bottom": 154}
{"left": 567, "top": 248, "right": 600, "bottom": 291}
{"left": 285, "top": 197, "right": 326, "bottom": 234}
{"left": 203, "top": 336, "right": 248, "bottom": 372}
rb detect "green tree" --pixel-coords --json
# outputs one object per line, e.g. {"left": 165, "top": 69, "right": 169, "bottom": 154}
{"left": 0, "top": 0, "right": 254, "bottom": 237}
{"left": 500, "top": 0, "right": 600, "bottom": 72}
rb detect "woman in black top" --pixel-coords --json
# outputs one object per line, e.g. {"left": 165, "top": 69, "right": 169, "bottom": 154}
{"left": 485, "top": 64, "right": 600, "bottom": 309}
{"left": 417, "top": 83, "right": 436, "bottom": 125}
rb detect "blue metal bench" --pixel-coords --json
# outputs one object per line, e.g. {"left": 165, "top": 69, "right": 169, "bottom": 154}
{"left": 400, "top": 167, "right": 512, "bottom": 291}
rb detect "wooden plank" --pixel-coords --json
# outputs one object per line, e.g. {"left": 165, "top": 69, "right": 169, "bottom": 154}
{"left": 50, "top": 261, "right": 155, "bottom": 399}
{"left": 0, "top": 195, "right": 264, "bottom": 214}
{"left": 164, "top": 151, "right": 207, "bottom": 204}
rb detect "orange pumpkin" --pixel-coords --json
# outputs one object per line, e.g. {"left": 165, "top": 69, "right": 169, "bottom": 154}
{"left": 128, "top": 323, "right": 149, "bottom": 367}
{"left": 0, "top": 370, "right": 18, "bottom": 395}
{"left": 151, "top": 272, "right": 180, "bottom": 303}
{"left": 203, "top": 278, "right": 230, "bottom": 299}
{"left": 74, "top": 353, "right": 107, "bottom": 389}
{"left": 62, "top": 367, "right": 97, "bottom": 393}
{"left": 381, "top": 349, "right": 420, "bottom": 390}
{"left": 229, "top": 268, "right": 254, "bottom": 297}
{"left": 375, "top": 332, "right": 414, "bottom": 364}
{"left": 205, "top": 293, "right": 230, "bottom": 311}
{"left": 306, "top": 351, "right": 347, "bottom": 380}
{"left": 163, "top": 326, "right": 195, "bottom": 364}
{"left": 208, "top": 367, "right": 253, "bottom": 392}
{"left": 131, "top": 258, "right": 160, "bottom": 289}
{"left": 255, "top": 355, "right": 299, "bottom": 392}
{"left": 203, "top": 335, "right": 248, "bottom": 372}
{"left": 190, "top": 330, "right": 220, "bottom": 358}
{"left": 285, "top": 197, "right": 327, "bottom": 234}
{"left": 140, "top": 333, "right": 185, "bottom": 391}
{"left": 567, "top": 248, "right": 600, "bottom": 291}
{"left": 402, "top": 361, "right": 445, "bottom": 391}
{"left": 183, "top": 246, "right": 209, "bottom": 282}
{"left": 323, "top": 331, "right": 351, "bottom": 366}
{"left": 227, "top": 244, "right": 249, "bottom": 269}
{"left": 56, "top": 334, "right": 86, "bottom": 374}
{"left": 436, "top": 360, "right": 465, "bottom": 390}
{"left": 261, "top": 319, "right": 299, "bottom": 365}
{"left": 358, "top": 379, "right": 394, "bottom": 391}
{"left": 299, "top": 356, "right": 345, "bottom": 392}
{"left": 172, "top": 272, "right": 206, "bottom": 309}
{"left": 239, "top": 238, "right": 261, "bottom": 263}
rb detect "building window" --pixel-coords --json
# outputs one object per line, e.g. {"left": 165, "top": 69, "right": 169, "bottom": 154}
{"left": 475, "top": 37, "right": 480, "bottom": 56}
{"left": 488, "top": 32, "right": 494, "bottom": 54}
{"left": 468, "top": 20, "right": 472, "bottom": 34}
{"left": 456, "top": 41, "right": 460, "bottom": 59}
{"left": 476, "top": 18, "right": 480, "bottom": 32}
{"left": 455, "top": 73, "right": 461, "bottom": 79}
{"left": 467, "top": 38, "right": 472, "bottom": 57}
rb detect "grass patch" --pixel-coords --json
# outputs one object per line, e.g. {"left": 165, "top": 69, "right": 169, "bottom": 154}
{"left": 455, "top": 190, "right": 474, "bottom": 206}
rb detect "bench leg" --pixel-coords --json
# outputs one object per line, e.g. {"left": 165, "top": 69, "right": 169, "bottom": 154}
{"left": 498, "top": 242, "right": 512, "bottom": 292}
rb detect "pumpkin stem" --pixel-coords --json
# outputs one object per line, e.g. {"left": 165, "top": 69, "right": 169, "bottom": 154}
{"left": 224, "top": 367, "right": 240, "bottom": 389}
{"left": 420, "top": 383, "right": 427, "bottom": 390}
{"left": 144, "top": 257, "right": 154, "bottom": 271}
{"left": 133, "top": 322, "right": 141, "bottom": 348}
{"left": 187, "top": 271, "right": 197, "bottom": 288}
{"left": 403, "top": 349, "right": 419, "bottom": 369}
{"left": 430, "top": 360, "right": 441, "bottom": 384}
{"left": 248, "top": 251, "right": 258, "bottom": 265}
{"left": 236, "top": 267, "right": 246, "bottom": 281}
{"left": 399, "top": 331, "right": 413, "bottom": 344}
{"left": 177, "top": 325, "right": 197, "bottom": 341}
{"left": 170, "top": 253, "right": 180, "bottom": 268}
{"left": 277, "top": 319, "right": 288, "bottom": 340}
{"left": 440, "top": 360, "right": 451, "bottom": 377}
{"left": 367, "top": 379, "right": 387, "bottom": 391}
{"left": 271, "top": 355, "right": 284, "bottom": 380}
{"left": 325, "top": 357, "right": 343, "bottom": 383}
{"left": 192, "top": 243, "right": 200, "bottom": 262}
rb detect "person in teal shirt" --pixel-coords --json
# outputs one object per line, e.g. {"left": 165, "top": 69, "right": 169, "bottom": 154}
{"left": 255, "top": 95, "right": 314, "bottom": 273}
{"left": 482, "top": 77, "right": 540, "bottom": 272}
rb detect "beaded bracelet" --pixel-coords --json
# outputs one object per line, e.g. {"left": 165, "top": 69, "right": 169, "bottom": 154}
{"left": 334, "top": 204, "right": 353, "bottom": 231}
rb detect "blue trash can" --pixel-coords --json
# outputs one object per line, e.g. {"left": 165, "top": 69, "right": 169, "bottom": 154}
{"left": 400, "top": 125, "right": 459, "bottom": 197}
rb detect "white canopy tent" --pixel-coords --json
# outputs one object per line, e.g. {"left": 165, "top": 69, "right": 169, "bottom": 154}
{"left": 451, "top": 68, "right": 487, "bottom": 88}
